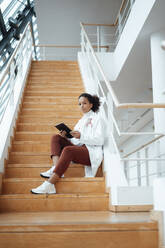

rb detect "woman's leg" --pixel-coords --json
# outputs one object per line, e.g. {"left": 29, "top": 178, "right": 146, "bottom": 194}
{"left": 48, "top": 145, "right": 91, "bottom": 184}
{"left": 51, "top": 134, "right": 74, "bottom": 159}
{"left": 52, "top": 156, "right": 59, "bottom": 167}
{"left": 31, "top": 135, "right": 77, "bottom": 193}
{"left": 40, "top": 134, "right": 74, "bottom": 178}
{"left": 31, "top": 145, "right": 90, "bottom": 194}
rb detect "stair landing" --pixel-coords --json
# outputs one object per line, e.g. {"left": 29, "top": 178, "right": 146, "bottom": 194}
{"left": 0, "top": 211, "right": 158, "bottom": 248}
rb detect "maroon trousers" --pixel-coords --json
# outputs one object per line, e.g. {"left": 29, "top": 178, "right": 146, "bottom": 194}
{"left": 51, "top": 134, "right": 91, "bottom": 177}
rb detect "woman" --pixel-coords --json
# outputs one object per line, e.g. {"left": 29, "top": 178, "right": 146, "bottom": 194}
{"left": 31, "top": 93, "right": 105, "bottom": 194}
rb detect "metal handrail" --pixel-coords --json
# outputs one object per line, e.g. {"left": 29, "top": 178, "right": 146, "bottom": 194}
{"left": 0, "top": 23, "right": 30, "bottom": 86}
{"left": 0, "top": 23, "right": 32, "bottom": 124}
{"left": 114, "top": 0, "right": 127, "bottom": 26}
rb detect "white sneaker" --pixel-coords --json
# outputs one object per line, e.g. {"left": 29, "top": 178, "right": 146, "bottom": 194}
{"left": 31, "top": 181, "right": 56, "bottom": 194}
{"left": 40, "top": 165, "right": 64, "bottom": 178}
{"left": 40, "top": 165, "right": 55, "bottom": 178}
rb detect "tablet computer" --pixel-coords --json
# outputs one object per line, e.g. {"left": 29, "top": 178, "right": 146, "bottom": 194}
{"left": 55, "top": 123, "right": 73, "bottom": 138}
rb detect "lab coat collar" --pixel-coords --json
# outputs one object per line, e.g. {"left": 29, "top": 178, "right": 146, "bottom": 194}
{"left": 83, "top": 110, "right": 94, "bottom": 118}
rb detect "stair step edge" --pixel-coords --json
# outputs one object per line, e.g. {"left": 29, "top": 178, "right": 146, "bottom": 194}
{"left": 0, "top": 221, "right": 157, "bottom": 233}
{"left": 0, "top": 193, "right": 108, "bottom": 199}
{"left": 3, "top": 177, "right": 104, "bottom": 182}
{"left": 6, "top": 164, "right": 84, "bottom": 168}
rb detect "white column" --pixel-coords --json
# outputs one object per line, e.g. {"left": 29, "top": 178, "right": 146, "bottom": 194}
{"left": 151, "top": 31, "right": 165, "bottom": 246}
{"left": 150, "top": 30, "right": 165, "bottom": 133}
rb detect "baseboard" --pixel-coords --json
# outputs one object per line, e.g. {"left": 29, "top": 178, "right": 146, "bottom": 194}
{"left": 150, "top": 210, "right": 164, "bottom": 248}
{"left": 110, "top": 204, "right": 153, "bottom": 212}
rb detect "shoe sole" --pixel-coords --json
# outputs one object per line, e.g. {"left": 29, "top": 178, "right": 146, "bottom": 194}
{"left": 31, "top": 190, "right": 56, "bottom": 194}
{"left": 40, "top": 174, "right": 64, "bottom": 178}
{"left": 40, "top": 174, "right": 50, "bottom": 179}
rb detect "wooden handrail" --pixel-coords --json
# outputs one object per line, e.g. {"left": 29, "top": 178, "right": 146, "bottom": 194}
{"left": 81, "top": 23, "right": 165, "bottom": 110}
{"left": 35, "top": 45, "right": 81, "bottom": 48}
{"left": 82, "top": 23, "right": 114, "bottom": 27}
{"left": 34, "top": 44, "right": 109, "bottom": 49}
{"left": 123, "top": 135, "right": 164, "bottom": 158}
{"left": 118, "top": 103, "right": 165, "bottom": 109}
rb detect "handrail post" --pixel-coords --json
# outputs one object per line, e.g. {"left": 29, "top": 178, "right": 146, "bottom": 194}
{"left": 130, "top": 0, "right": 134, "bottom": 9}
{"left": 18, "top": 42, "right": 23, "bottom": 76}
{"left": 118, "top": 13, "right": 122, "bottom": 37}
{"left": 137, "top": 151, "right": 141, "bottom": 186}
{"left": 43, "top": 47, "right": 46, "bottom": 60}
{"left": 81, "top": 28, "right": 85, "bottom": 53}
{"left": 97, "top": 26, "right": 101, "bottom": 52}
{"left": 145, "top": 147, "right": 149, "bottom": 186}
{"left": 124, "top": 155, "right": 130, "bottom": 185}
{"left": 156, "top": 140, "right": 162, "bottom": 177}
{"left": 107, "top": 91, "right": 114, "bottom": 134}
{"left": 9, "top": 61, "right": 15, "bottom": 107}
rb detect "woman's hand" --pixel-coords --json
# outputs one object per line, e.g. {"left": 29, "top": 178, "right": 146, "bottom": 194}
{"left": 60, "top": 130, "right": 67, "bottom": 138}
{"left": 70, "top": 131, "right": 81, "bottom": 139}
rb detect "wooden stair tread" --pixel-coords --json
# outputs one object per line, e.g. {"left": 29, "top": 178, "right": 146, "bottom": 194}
{"left": 27, "top": 81, "right": 82, "bottom": 84}
{"left": 0, "top": 192, "right": 108, "bottom": 199}
{"left": 20, "top": 113, "right": 81, "bottom": 116}
{"left": 23, "top": 95, "right": 78, "bottom": 98}
{"left": 22, "top": 106, "right": 80, "bottom": 110}
{"left": 26, "top": 89, "right": 80, "bottom": 92}
{"left": 13, "top": 140, "right": 50, "bottom": 143}
{"left": 3, "top": 177, "right": 104, "bottom": 182}
{"left": 15, "top": 132, "right": 56, "bottom": 135}
{"left": 16, "top": 124, "right": 74, "bottom": 127}
{"left": 0, "top": 193, "right": 109, "bottom": 211}
{"left": 6, "top": 163, "right": 84, "bottom": 168}
{"left": 10, "top": 151, "right": 52, "bottom": 155}
{"left": 0, "top": 211, "right": 157, "bottom": 231}
{"left": 23, "top": 101, "right": 77, "bottom": 104}
{"left": 26, "top": 85, "right": 83, "bottom": 88}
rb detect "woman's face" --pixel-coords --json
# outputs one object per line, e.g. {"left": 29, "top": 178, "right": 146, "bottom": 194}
{"left": 78, "top": 96, "right": 93, "bottom": 114}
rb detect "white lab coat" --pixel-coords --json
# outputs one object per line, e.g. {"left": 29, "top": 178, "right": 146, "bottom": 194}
{"left": 70, "top": 110, "right": 105, "bottom": 177}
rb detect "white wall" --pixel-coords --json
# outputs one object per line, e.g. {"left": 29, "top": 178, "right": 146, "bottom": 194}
{"left": 96, "top": 52, "right": 115, "bottom": 81}
{"left": 35, "top": 0, "right": 122, "bottom": 60}
{"left": 151, "top": 30, "right": 165, "bottom": 134}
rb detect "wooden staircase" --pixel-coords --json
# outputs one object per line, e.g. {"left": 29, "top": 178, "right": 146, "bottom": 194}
{"left": 0, "top": 61, "right": 158, "bottom": 247}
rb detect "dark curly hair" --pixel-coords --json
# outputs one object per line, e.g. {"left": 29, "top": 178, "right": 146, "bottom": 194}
{"left": 78, "top": 93, "right": 101, "bottom": 112}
